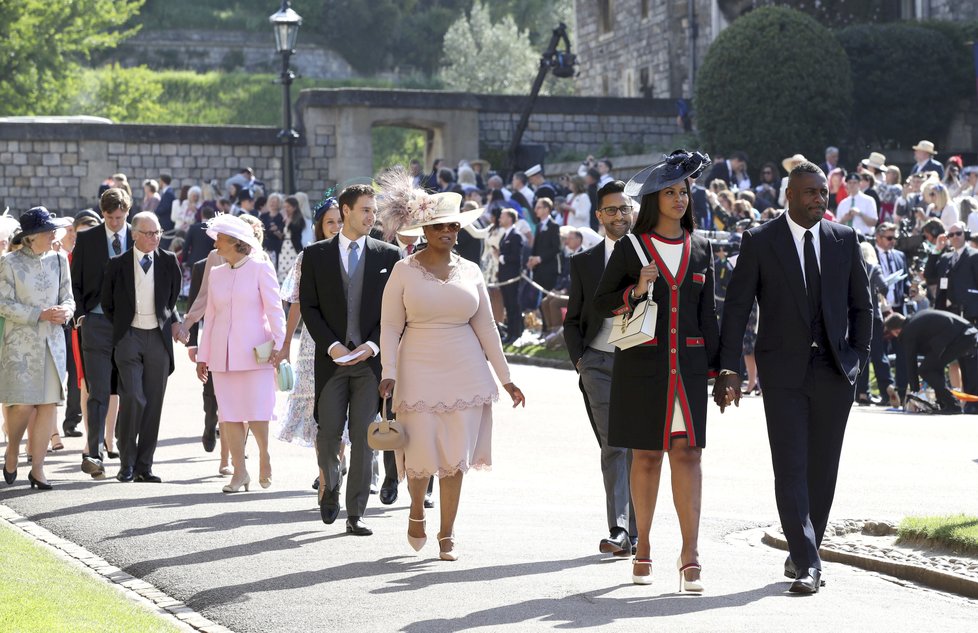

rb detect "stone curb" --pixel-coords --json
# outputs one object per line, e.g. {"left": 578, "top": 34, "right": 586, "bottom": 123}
{"left": 761, "top": 525, "right": 978, "bottom": 600}
{"left": 0, "top": 503, "right": 236, "bottom": 633}
{"left": 505, "top": 352, "right": 574, "bottom": 371}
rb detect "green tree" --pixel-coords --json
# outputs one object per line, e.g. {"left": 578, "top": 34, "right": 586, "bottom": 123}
{"left": 0, "top": 0, "right": 144, "bottom": 116}
{"left": 69, "top": 64, "right": 165, "bottom": 122}
{"left": 437, "top": 1, "right": 538, "bottom": 94}
{"left": 695, "top": 6, "right": 851, "bottom": 175}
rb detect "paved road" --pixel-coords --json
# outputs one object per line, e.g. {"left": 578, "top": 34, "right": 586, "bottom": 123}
{"left": 3, "top": 359, "right": 978, "bottom": 632}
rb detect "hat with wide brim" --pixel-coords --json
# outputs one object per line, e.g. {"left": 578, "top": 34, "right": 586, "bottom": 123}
{"left": 470, "top": 158, "right": 491, "bottom": 172}
{"left": 206, "top": 214, "right": 262, "bottom": 253}
{"left": 16, "top": 206, "right": 72, "bottom": 238}
{"left": 397, "top": 192, "right": 482, "bottom": 237}
{"left": 863, "top": 152, "right": 887, "bottom": 172}
{"left": 624, "top": 151, "right": 712, "bottom": 198}
{"left": 781, "top": 153, "right": 807, "bottom": 174}
{"left": 912, "top": 140, "right": 937, "bottom": 155}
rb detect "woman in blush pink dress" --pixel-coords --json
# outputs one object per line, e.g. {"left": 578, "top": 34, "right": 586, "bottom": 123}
{"left": 377, "top": 170, "right": 526, "bottom": 561}
{"left": 195, "top": 215, "right": 286, "bottom": 494}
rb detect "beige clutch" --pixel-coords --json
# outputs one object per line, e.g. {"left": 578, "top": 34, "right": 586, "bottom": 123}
{"left": 253, "top": 340, "right": 274, "bottom": 363}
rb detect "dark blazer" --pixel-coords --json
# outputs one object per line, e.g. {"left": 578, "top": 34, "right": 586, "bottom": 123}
{"left": 455, "top": 222, "right": 484, "bottom": 265}
{"left": 156, "top": 187, "right": 176, "bottom": 232}
{"left": 911, "top": 158, "right": 945, "bottom": 180}
{"left": 594, "top": 232, "right": 720, "bottom": 450}
{"left": 100, "top": 248, "right": 182, "bottom": 374}
{"left": 705, "top": 161, "right": 733, "bottom": 187}
{"left": 899, "top": 309, "right": 977, "bottom": 391}
{"left": 530, "top": 217, "right": 561, "bottom": 289}
{"left": 691, "top": 184, "right": 710, "bottom": 230}
{"left": 299, "top": 235, "right": 402, "bottom": 420}
{"left": 187, "top": 259, "right": 207, "bottom": 347}
{"left": 183, "top": 221, "right": 215, "bottom": 269}
{"left": 933, "top": 246, "right": 978, "bottom": 319}
{"left": 564, "top": 241, "right": 607, "bottom": 366}
{"left": 719, "top": 214, "right": 873, "bottom": 387}
{"left": 71, "top": 224, "right": 132, "bottom": 321}
{"left": 498, "top": 228, "right": 524, "bottom": 281}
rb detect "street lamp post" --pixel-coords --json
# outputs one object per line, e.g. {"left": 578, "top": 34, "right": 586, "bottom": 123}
{"left": 270, "top": 1, "right": 302, "bottom": 195}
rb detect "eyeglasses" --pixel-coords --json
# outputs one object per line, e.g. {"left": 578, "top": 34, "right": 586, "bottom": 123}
{"left": 597, "top": 205, "right": 632, "bottom": 216}
{"left": 880, "top": 235, "right": 896, "bottom": 242}
{"left": 430, "top": 222, "right": 461, "bottom": 233}
{"left": 136, "top": 230, "right": 163, "bottom": 237}
{"left": 947, "top": 231, "right": 964, "bottom": 237}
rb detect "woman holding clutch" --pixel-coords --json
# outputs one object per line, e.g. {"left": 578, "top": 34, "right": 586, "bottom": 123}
{"left": 594, "top": 151, "right": 720, "bottom": 590}
{"left": 195, "top": 215, "right": 286, "bottom": 493}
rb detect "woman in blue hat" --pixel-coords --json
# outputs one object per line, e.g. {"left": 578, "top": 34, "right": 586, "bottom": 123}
{"left": 594, "top": 151, "right": 720, "bottom": 590}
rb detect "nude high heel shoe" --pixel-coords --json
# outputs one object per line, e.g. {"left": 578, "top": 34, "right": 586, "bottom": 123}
{"left": 677, "top": 557, "right": 704, "bottom": 593}
{"left": 222, "top": 473, "right": 251, "bottom": 493}
{"left": 407, "top": 517, "right": 427, "bottom": 552}
{"left": 438, "top": 535, "right": 459, "bottom": 561}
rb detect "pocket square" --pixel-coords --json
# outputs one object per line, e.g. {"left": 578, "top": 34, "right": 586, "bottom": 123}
{"left": 380, "top": 268, "right": 388, "bottom": 274}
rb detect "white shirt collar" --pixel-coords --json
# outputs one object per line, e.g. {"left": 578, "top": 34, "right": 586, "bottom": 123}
{"left": 338, "top": 232, "right": 366, "bottom": 252}
{"left": 603, "top": 236, "right": 619, "bottom": 265}
{"left": 105, "top": 224, "right": 123, "bottom": 240}
{"left": 784, "top": 211, "right": 821, "bottom": 245}
{"left": 133, "top": 246, "right": 152, "bottom": 261}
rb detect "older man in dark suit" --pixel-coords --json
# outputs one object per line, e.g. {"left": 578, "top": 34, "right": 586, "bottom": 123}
{"left": 564, "top": 180, "right": 637, "bottom": 556}
{"left": 300, "top": 184, "right": 402, "bottom": 536}
{"left": 101, "top": 212, "right": 183, "bottom": 483}
{"left": 714, "top": 162, "right": 873, "bottom": 594}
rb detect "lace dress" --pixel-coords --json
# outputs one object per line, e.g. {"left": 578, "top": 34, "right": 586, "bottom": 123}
{"left": 380, "top": 254, "right": 511, "bottom": 480}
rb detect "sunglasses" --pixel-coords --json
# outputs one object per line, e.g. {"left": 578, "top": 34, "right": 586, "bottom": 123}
{"left": 947, "top": 231, "right": 964, "bottom": 237}
{"left": 880, "top": 235, "right": 896, "bottom": 242}
{"left": 430, "top": 222, "right": 461, "bottom": 233}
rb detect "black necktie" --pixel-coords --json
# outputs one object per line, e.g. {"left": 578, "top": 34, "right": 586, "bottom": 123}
{"left": 804, "top": 230, "right": 822, "bottom": 320}
{"left": 112, "top": 233, "right": 121, "bottom": 256}
{"left": 140, "top": 254, "right": 152, "bottom": 273}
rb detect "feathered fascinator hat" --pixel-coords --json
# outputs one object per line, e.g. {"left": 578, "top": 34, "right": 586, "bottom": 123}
{"left": 624, "top": 150, "right": 712, "bottom": 198}
{"left": 376, "top": 167, "right": 481, "bottom": 239}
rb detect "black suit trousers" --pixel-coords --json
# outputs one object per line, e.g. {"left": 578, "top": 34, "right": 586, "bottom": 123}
{"left": 115, "top": 328, "right": 170, "bottom": 473}
{"left": 501, "top": 279, "right": 523, "bottom": 341}
{"left": 920, "top": 333, "right": 978, "bottom": 409}
{"left": 761, "top": 351, "right": 855, "bottom": 570}
{"left": 857, "top": 318, "right": 892, "bottom": 397}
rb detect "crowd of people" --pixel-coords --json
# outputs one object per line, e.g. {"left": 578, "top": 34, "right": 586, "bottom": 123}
{"left": 2, "top": 138, "right": 977, "bottom": 587}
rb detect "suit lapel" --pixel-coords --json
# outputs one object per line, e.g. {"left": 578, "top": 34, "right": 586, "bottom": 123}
{"left": 325, "top": 238, "right": 346, "bottom": 303}
{"left": 153, "top": 249, "right": 166, "bottom": 320}
{"left": 362, "top": 237, "right": 380, "bottom": 293}
{"left": 772, "top": 214, "right": 810, "bottom": 323}
{"left": 122, "top": 250, "right": 136, "bottom": 314}
{"left": 819, "top": 220, "right": 846, "bottom": 313}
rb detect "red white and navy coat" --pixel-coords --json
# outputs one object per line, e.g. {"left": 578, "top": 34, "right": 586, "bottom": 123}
{"left": 594, "top": 231, "right": 720, "bottom": 451}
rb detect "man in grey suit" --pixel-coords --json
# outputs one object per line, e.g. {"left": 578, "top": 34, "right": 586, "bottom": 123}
{"left": 563, "top": 180, "right": 637, "bottom": 556}
{"left": 300, "top": 185, "right": 402, "bottom": 536}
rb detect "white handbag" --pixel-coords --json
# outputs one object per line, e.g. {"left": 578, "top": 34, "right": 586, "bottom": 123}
{"left": 608, "top": 234, "right": 659, "bottom": 350}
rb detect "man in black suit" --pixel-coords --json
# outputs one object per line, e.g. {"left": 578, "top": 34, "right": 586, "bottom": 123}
{"left": 714, "top": 162, "right": 873, "bottom": 594}
{"left": 186, "top": 259, "right": 219, "bottom": 452}
{"left": 705, "top": 151, "right": 747, "bottom": 188}
{"left": 156, "top": 173, "right": 175, "bottom": 233}
{"left": 71, "top": 188, "right": 133, "bottom": 479}
{"left": 101, "top": 213, "right": 183, "bottom": 483}
{"left": 527, "top": 198, "right": 561, "bottom": 294}
{"left": 885, "top": 310, "right": 978, "bottom": 413}
{"left": 931, "top": 222, "right": 978, "bottom": 322}
{"left": 564, "top": 180, "right": 637, "bottom": 556}
{"left": 497, "top": 209, "right": 525, "bottom": 344}
{"left": 183, "top": 204, "right": 217, "bottom": 269}
{"left": 299, "top": 184, "right": 402, "bottom": 536}
{"left": 872, "top": 222, "right": 910, "bottom": 403}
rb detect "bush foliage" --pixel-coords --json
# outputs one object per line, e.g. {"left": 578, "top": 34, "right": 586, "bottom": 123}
{"left": 695, "top": 7, "right": 852, "bottom": 173}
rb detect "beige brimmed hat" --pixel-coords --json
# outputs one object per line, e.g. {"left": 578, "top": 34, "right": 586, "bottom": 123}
{"left": 470, "top": 158, "right": 491, "bottom": 172}
{"left": 863, "top": 152, "right": 887, "bottom": 172}
{"left": 781, "top": 154, "right": 807, "bottom": 173}
{"left": 912, "top": 140, "right": 937, "bottom": 155}
{"left": 206, "top": 214, "right": 262, "bottom": 253}
{"left": 397, "top": 192, "right": 482, "bottom": 237}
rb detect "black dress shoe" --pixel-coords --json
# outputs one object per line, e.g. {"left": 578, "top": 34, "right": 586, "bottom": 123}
{"left": 320, "top": 487, "right": 340, "bottom": 524}
{"left": 312, "top": 477, "right": 320, "bottom": 491}
{"left": 785, "top": 557, "right": 825, "bottom": 586}
{"left": 345, "top": 516, "right": 373, "bottom": 536}
{"left": 788, "top": 567, "right": 822, "bottom": 594}
{"left": 423, "top": 493, "right": 435, "bottom": 509}
{"left": 599, "top": 528, "right": 630, "bottom": 556}
{"left": 202, "top": 425, "right": 217, "bottom": 453}
{"left": 134, "top": 472, "right": 162, "bottom": 483}
{"left": 379, "top": 480, "right": 398, "bottom": 505}
{"left": 62, "top": 423, "right": 83, "bottom": 438}
{"left": 116, "top": 468, "right": 134, "bottom": 482}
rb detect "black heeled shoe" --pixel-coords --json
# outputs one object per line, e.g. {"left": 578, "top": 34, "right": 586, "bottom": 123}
{"left": 3, "top": 465, "right": 16, "bottom": 485}
{"left": 28, "top": 472, "right": 52, "bottom": 490}
{"left": 103, "top": 442, "right": 119, "bottom": 460}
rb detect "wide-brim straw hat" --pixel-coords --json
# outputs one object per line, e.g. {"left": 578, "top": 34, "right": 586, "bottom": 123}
{"left": 912, "top": 140, "right": 937, "bottom": 155}
{"left": 206, "top": 214, "right": 262, "bottom": 253}
{"left": 470, "top": 158, "right": 491, "bottom": 172}
{"left": 781, "top": 154, "right": 807, "bottom": 173}
{"left": 624, "top": 151, "right": 711, "bottom": 198}
{"left": 863, "top": 152, "right": 887, "bottom": 172}
{"left": 397, "top": 192, "right": 482, "bottom": 237}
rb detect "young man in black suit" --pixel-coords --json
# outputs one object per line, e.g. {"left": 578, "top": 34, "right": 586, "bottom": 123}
{"left": 564, "top": 180, "right": 637, "bottom": 556}
{"left": 714, "top": 162, "right": 873, "bottom": 594}
{"left": 155, "top": 173, "right": 175, "bottom": 233}
{"left": 705, "top": 151, "right": 747, "bottom": 188}
{"left": 101, "top": 213, "right": 183, "bottom": 483}
{"left": 299, "top": 184, "right": 402, "bottom": 536}
{"left": 884, "top": 309, "right": 978, "bottom": 413}
{"left": 182, "top": 204, "right": 217, "bottom": 269}
{"left": 497, "top": 209, "right": 524, "bottom": 344}
{"left": 71, "top": 188, "right": 133, "bottom": 479}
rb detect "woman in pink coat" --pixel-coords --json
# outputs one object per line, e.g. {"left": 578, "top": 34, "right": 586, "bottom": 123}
{"left": 196, "top": 215, "right": 286, "bottom": 493}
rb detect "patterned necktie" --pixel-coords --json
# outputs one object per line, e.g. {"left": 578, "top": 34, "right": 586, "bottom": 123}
{"left": 406, "top": 243, "right": 415, "bottom": 255}
{"left": 348, "top": 241, "right": 360, "bottom": 275}
{"left": 140, "top": 254, "right": 152, "bottom": 274}
{"left": 112, "top": 233, "right": 122, "bottom": 256}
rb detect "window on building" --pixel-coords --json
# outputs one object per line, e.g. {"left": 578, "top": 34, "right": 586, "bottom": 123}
{"left": 602, "top": 75, "right": 610, "bottom": 96}
{"left": 639, "top": 68, "right": 652, "bottom": 98}
{"left": 598, "top": 0, "right": 614, "bottom": 35}
{"left": 641, "top": 0, "right": 649, "bottom": 19}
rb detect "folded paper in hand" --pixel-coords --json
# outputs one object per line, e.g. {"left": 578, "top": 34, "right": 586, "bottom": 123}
{"left": 335, "top": 349, "right": 367, "bottom": 363}
{"left": 254, "top": 340, "right": 274, "bottom": 363}
{"left": 882, "top": 270, "right": 907, "bottom": 287}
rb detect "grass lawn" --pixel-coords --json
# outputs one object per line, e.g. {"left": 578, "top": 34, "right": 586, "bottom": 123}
{"left": 0, "top": 522, "right": 181, "bottom": 633}
{"left": 898, "top": 514, "right": 978, "bottom": 556}
{"left": 503, "top": 343, "right": 571, "bottom": 364}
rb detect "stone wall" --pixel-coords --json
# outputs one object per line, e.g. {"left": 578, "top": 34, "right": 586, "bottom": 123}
{"left": 927, "top": 0, "right": 978, "bottom": 20}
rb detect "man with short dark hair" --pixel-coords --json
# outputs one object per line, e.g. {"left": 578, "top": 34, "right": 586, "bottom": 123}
{"left": 564, "top": 179, "right": 637, "bottom": 556}
{"left": 510, "top": 171, "right": 534, "bottom": 209}
{"left": 183, "top": 205, "right": 217, "bottom": 269}
{"left": 498, "top": 208, "right": 524, "bottom": 344}
{"left": 156, "top": 174, "right": 175, "bottom": 232}
{"left": 300, "top": 184, "right": 402, "bottom": 535}
{"left": 597, "top": 159, "right": 614, "bottom": 188}
{"left": 706, "top": 151, "right": 747, "bottom": 188}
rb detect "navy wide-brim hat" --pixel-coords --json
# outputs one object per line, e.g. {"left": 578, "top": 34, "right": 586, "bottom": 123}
{"left": 17, "top": 206, "right": 72, "bottom": 237}
{"left": 624, "top": 151, "right": 712, "bottom": 198}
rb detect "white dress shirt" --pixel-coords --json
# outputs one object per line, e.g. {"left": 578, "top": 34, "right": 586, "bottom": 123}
{"left": 836, "top": 192, "right": 878, "bottom": 235}
{"left": 589, "top": 236, "right": 622, "bottom": 353}
{"left": 328, "top": 232, "right": 378, "bottom": 357}
{"left": 784, "top": 213, "right": 821, "bottom": 289}
{"left": 131, "top": 247, "right": 157, "bottom": 330}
